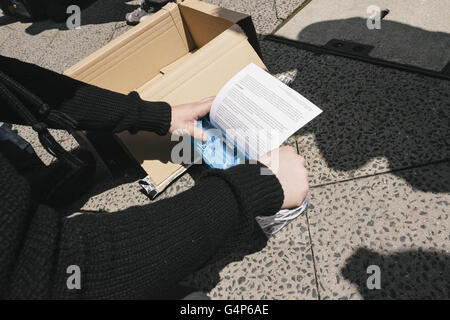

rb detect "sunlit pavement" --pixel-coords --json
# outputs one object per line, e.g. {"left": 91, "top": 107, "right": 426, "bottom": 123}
{"left": 1, "top": 0, "right": 448, "bottom": 299}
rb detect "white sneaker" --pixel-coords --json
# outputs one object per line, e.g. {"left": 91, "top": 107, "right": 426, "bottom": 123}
{"left": 125, "top": 7, "right": 150, "bottom": 25}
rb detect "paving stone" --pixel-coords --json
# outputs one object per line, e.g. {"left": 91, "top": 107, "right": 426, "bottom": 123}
{"left": 0, "top": 23, "right": 11, "bottom": 46}
{"left": 183, "top": 214, "right": 317, "bottom": 299}
{"left": 0, "top": 9, "right": 61, "bottom": 65}
{"left": 111, "top": 21, "right": 133, "bottom": 39}
{"left": 273, "top": 0, "right": 308, "bottom": 21}
{"left": 308, "top": 161, "right": 450, "bottom": 299}
{"left": 38, "top": 22, "right": 116, "bottom": 73}
{"left": 34, "top": 0, "right": 140, "bottom": 72}
{"left": 203, "top": 0, "right": 304, "bottom": 35}
{"left": 0, "top": 28, "right": 57, "bottom": 65}
{"left": 260, "top": 39, "right": 450, "bottom": 188}
{"left": 275, "top": 0, "right": 450, "bottom": 71}
{"left": 75, "top": 163, "right": 202, "bottom": 213}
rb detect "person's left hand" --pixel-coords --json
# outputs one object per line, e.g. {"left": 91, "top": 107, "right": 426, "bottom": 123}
{"left": 169, "top": 97, "right": 214, "bottom": 141}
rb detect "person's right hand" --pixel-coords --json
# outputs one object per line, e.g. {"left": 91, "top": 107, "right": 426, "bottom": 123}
{"left": 258, "top": 146, "right": 309, "bottom": 209}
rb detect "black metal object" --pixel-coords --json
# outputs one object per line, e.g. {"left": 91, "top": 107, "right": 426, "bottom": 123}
{"left": 265, "top": 35, "right": 450, "bottom": 81}
{"left": 325, "top": 39, "right": 374, "bottom": 57}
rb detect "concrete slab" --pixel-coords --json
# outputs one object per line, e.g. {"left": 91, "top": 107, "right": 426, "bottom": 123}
{"left": 308, "top": 161, "right": 450, "bottom": 299}
{"left": 275, "top": 0, "right": 450, "bottom": 71}
{"left": 0, "top": 22, "right": 11, "bottom": 46}
{"left": 0, "top": 27, "right": 57, "bottom": 65}
{"left": 183, "top": 214, "right": 318, "bottom": 299}
{"left": 38, "top": 21, "right": 116, "bottom": 73}
{"left": 0, "top": 0, "right": 138, "bottom": 72}
{"left": 273, "top": 0, "right": 308, "bottom": 20}
{"left": 204, "top": 0, "right": 305, "bottom": 34}
{"left": 260, "top": 39, "right": 450, "bottom": 188}
{"left": 111, "top": 22, "right": 133, "bottom": 40}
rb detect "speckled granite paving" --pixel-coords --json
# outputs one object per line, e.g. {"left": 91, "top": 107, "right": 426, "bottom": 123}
{"left": 1, "top": 0, "right": 449, "bottom": 300}
{"left": 261, "top": 40, "right": 450, "bottom": 188}
{"left": 309, "top": 162, "right": 450, "bottom": 299}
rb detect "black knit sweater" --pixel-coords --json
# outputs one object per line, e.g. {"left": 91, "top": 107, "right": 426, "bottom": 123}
{"left": 0, "top": 56, "right": 284, "bottom": 299}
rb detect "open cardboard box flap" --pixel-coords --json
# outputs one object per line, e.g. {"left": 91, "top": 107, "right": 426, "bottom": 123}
{"left": 64, "top": 0, "right": 266, "bottom": 196}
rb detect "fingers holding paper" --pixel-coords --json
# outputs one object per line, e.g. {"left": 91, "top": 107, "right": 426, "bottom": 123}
{"left": 170, "top": 97, "right": 215, "bottom": 141}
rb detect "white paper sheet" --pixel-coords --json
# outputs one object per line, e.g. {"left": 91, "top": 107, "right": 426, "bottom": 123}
{"left": 210, "top": 63, "right": 322, "bottom": 159}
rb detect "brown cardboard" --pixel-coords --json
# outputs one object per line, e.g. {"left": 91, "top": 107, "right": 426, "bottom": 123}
{"left": 64, "top": 0, "right": 265, "bottom": 195}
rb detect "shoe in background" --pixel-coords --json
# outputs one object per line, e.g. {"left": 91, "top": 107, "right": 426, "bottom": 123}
{"left": 0, "top": 0, "right": 32, "bottom": 18}
{"left": 125, "top": 0, "right": 174, "bottom": 25}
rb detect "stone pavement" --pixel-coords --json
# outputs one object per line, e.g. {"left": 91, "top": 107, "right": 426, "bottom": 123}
{"left": 0, "top": 0, "right": 448, "bottom": 299}
{"left": 275, "top": 0, "right": 450, "bottom": 71}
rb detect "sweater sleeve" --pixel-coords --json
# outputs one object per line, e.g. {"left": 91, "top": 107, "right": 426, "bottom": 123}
{"left": 0, "top": 55, "right": 171, "bottom": 135}
{"left": 1, "top": 151, "right": 283, "bottom": 299}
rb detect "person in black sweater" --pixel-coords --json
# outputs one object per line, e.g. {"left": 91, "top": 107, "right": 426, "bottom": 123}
{"left": 0, "top": 55, "right": 309, "bottom": 299}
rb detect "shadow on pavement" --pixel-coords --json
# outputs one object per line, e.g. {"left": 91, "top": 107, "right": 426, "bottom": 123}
{"left": 2, "top": 8, "right": 450, "bottom": 298}
{"left": 41, "top": 17, "right": 450, "bottom": 297}
{"left": 341, "top": 247, "right": 450, "bottom": 299}
{"left": 179, "top": 221, "right": 269, "bottom": 298}
{"left": 293, "top": 18, "right": 450, "bottom": 72}
{"left": 264, "top": 18, "right": 450, "bottom": 193}
{"left": 0, "top": 0, "right": 138, "bottom": 35}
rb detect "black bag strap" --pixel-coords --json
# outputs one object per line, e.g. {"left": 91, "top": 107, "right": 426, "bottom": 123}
{"left": 0, "top": 70, "right": 84, "bottom": 168}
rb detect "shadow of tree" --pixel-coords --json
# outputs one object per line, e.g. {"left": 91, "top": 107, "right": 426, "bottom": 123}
{"left": 341, "top": 247, "right": 450, "bottom": 299}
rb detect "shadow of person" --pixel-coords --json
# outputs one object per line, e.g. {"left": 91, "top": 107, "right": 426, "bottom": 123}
{"left": 341, "top": 247, "right": 450, "bottom": 299}
{"left": 0, "top": 0, "right": 139, "bottom": 36}
{"left": 263, "top": 18, "right": 450, "bottom": 193}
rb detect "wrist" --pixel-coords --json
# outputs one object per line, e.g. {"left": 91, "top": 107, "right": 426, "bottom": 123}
{"left": 201, "top": 162, "right": 284, "bottom": 219}
{"left": 128, "top": 92, "right": 171, "bottom": 135}
{"left": 168, "top": 106, "right": 176, "bottom": 134}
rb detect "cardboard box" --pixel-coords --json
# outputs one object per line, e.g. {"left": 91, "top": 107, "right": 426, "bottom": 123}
{"left": 64, "top": 0, "right": 266, "bottom": 197}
